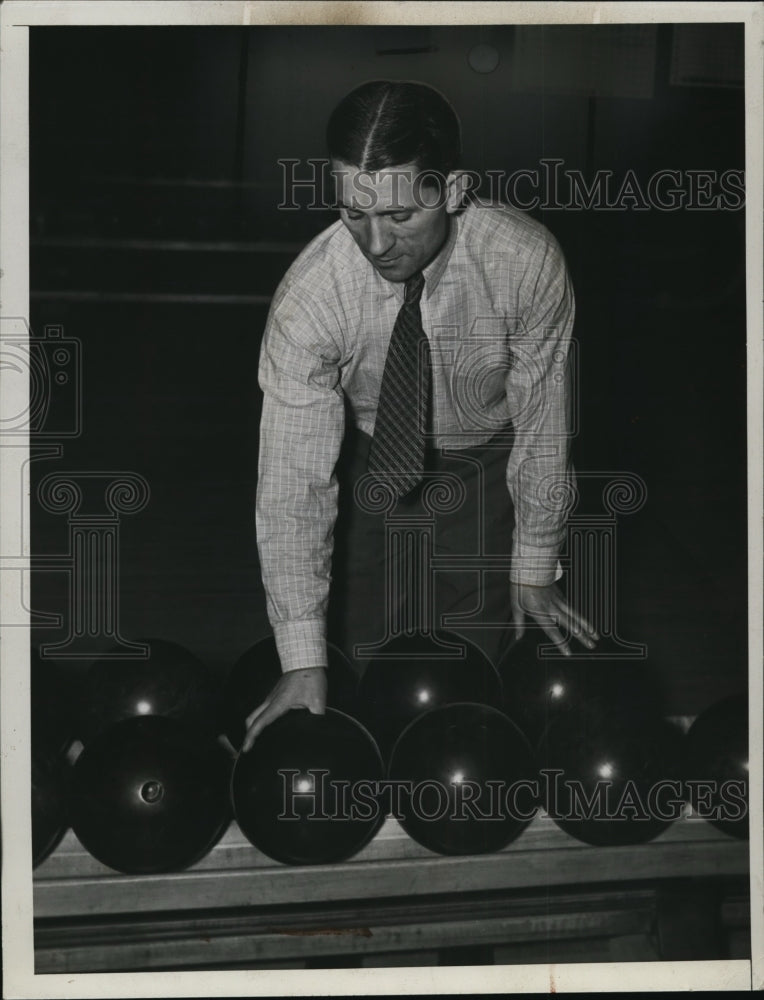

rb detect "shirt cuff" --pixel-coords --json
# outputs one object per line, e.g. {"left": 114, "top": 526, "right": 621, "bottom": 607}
{"left": 273, "top": 620, "right": 328, "bottom": 673}
{"left": 509, "top": 549, "right": 563, "bottom": 588}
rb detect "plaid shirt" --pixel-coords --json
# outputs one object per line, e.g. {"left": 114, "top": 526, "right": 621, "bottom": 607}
{"left": 257, "top": 201, "right": 575, "bottom": 672}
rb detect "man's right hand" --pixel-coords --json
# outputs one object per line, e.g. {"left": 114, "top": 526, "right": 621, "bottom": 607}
{"left": 241, "top": 667, "right": 327, "bottom": 752}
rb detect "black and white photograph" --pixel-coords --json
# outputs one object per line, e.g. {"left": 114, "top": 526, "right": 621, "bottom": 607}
{"left": 1, "top": 2, "right": 762, "bottom": 996}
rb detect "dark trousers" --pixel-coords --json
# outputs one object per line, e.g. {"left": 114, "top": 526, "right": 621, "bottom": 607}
{"left": 327, "top": 426, "right": 517, "bottom": 674}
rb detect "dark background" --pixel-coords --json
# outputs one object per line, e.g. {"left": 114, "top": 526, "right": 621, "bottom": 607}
{"left": 29, "top": 23, "right": 747, "bottom": 715}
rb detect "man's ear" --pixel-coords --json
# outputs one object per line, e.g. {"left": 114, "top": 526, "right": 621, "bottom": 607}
{"left": 444, "top": 170, "right": 474, "bottom": 213}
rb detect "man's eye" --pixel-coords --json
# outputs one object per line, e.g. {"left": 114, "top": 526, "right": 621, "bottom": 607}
{"left": 345, "top": 211, "right": 364, "bottom": 221}
{"left": 391, "top": 214, "right": 412, "bottom": 223}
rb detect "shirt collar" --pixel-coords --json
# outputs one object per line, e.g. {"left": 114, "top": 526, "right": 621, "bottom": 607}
{"left": 422, "top": 212, "right": 459, "bottom": 298}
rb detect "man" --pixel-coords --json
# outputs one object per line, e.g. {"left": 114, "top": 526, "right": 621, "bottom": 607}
{"left": 243, "top": 80, "right": 597, "bottom": 751}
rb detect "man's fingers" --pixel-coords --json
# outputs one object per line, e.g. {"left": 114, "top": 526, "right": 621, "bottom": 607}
{"left": 242, "top": 699, "right": 288, "bottom": 752}
{"left": 512, "top": 581, "right": 599, "bottom": 653}
{"left": 554, "top": 598, "right": 599, "bottom": 640}
{"left": 551, "top": 605, "right": 595, "bottom": 649}
{"left": 572, "top": 610, "right": 599, "bottom": 640}
{"left": 240, "top": 668, "right": 329, "bottom": 751}
{"left": 244, "top": 698, "right": 270, "bottom": 731}
{"left": 241, "top": 698, "right": 293, "bottom": 753}
{"left": 527, "top": 593, "right": 599, "bottom": 649}
{"left": 555, "top": 603, "right": 599, "bottom": 648}
{"left": 565, "top": 611, "right": 583, "bottom": 636}
{"left": 541, "top": 623, "right": 572, "bottom": 657}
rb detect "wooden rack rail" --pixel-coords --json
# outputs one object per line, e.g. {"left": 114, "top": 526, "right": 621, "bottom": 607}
{"left": 34, "top": 813, "right": 749, "bottom": 972}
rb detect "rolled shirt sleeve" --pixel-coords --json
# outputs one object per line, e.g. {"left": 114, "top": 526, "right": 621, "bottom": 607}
{"left": 256, "top": 281, "right": 345, "bottom": 672}
{"left": 505, "top": 235, "right": 576, "bottom": 587}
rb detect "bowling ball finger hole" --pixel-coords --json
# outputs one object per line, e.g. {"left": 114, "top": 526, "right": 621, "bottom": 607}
{"left": 140, "top": 780, "right": 164, "bottom": 804}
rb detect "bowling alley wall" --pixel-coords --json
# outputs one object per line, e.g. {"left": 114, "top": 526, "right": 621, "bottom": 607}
{"left": 29, "top": 23, "right": 747, "bottom": 714}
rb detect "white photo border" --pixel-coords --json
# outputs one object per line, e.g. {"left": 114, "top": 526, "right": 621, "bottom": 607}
{"left": 1, "top": 2, "right": 761, "bottom": 996}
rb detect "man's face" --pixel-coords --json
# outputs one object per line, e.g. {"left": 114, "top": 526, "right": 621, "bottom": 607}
{"left": 332, "top": 160, "right": 458, "bottom": 283}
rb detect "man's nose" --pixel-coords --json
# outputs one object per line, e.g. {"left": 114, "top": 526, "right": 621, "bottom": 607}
{"left": 366, "top": 218, "right": 395, "bottom": 257}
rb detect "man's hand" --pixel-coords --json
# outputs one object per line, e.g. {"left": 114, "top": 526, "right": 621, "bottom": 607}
{"left": 241, "top": 667, "right": 327, "bottom": 752}
{"left": 510, "top": 581, "right": 599, "bottom": 656}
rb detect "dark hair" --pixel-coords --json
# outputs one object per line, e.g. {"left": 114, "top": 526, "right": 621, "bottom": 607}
{"left": 326, "top": 80, "right": 461, "bottom": 177}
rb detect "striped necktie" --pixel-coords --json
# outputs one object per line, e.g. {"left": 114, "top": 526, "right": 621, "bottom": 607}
{"left": 368, "top": 272, "right": 431, "bottom": 498}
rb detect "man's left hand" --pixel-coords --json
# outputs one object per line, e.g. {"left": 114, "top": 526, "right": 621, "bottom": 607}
{"left": 510, "top": 581, "right": 599, "bottom": 656}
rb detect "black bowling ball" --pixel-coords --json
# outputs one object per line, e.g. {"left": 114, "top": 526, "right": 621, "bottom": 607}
{"left": 499, "top": 635, "right": 664, "bottom": 747}
{"left": 70, "top": 716, "right": 231, "bottom": 874}
{"left": 231, "top": 708, "right": 384, "bottom": 865}
{"left": 32, "top": 748, "right": 70, "bottom": 868}
{"left": 539, "top": 706, "right": 684, "bottom": 847}
{"left": 223, "top": 636, "right": 358, "bottom": 749}
{"left": 77, "top": 638, "right": 217, "bottom": 744}
{"left": 357, "top": 631, "right": 503, "bottom": 762}
{"left": 683, "top": 694, "right": 748, "bottom": 839}
{"left": 389, "top": 702, "right": 538, "bottom": 856}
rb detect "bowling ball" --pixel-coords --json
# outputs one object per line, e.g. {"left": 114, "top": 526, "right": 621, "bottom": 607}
{"left": 70, "top": 715, "right": 231, "bottom": 874}
{"left": 32, "top": 647, "right": 78, "bottom": 757}
{"left": 499, "top": 635, "right": 665, "bottom": 748}
{"left": 389, "top": 702, "right": 538, "bottom": 856}
{"left": 357, "top": 631, "right": 503, "bottom": 762}
{"left": 231, "top": 708, "right": 384, "bottom": 865}
{"left": 538, "top": 706, "right": 684, "bottom": 847}
{"left": 683, "top": 694, "right": 748, "bottom": 839}
{"left": 223, "top": 635, "right": 358, "bottom": 749}
{"left": 32, "top": 748, "right": 70, "bottom": 868}
{"left": 77, "top": 638, "right": 217, "bottom": 744}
